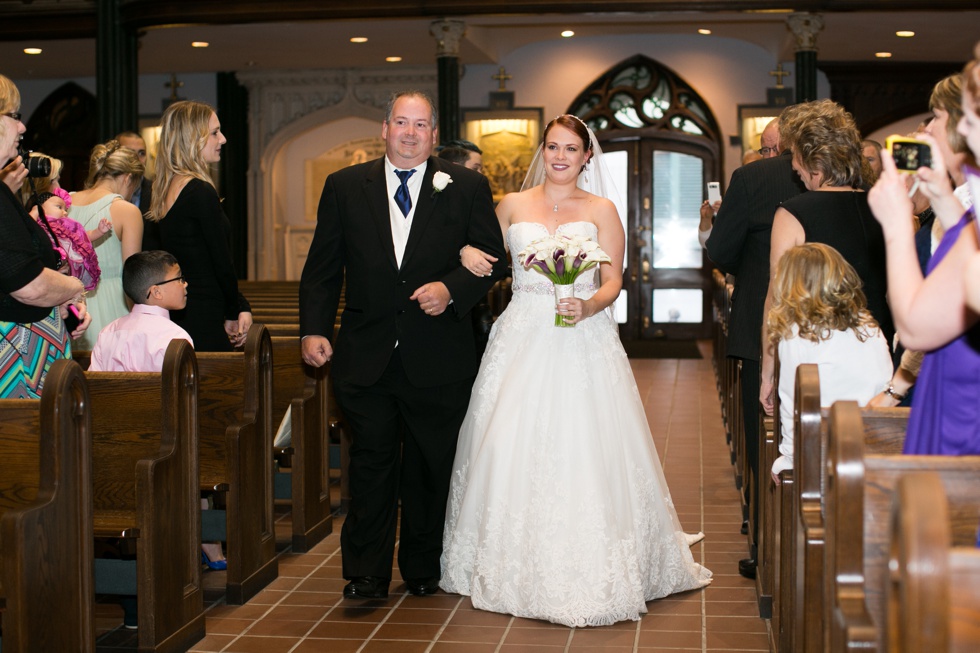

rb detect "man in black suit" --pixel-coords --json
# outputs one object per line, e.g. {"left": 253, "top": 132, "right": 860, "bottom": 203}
{"left": 299, "top": 91, "right": 507, "bottom": 600}
{"left": 704, "top": 108, "right": 807, "bottom": 580}
{"left": 115, "top": 131, "right": 152, "bottom": 214}
{"left": 115, "top": 131, "right": 159, "bottom": 248}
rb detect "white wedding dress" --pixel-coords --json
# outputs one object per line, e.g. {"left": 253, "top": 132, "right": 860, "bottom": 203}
{"left": 440, "top": 221, "right": 712, "bottom": 627}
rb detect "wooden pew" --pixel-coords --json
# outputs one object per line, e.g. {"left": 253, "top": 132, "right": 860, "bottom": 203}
{"left": 269, "top": 335, "right": 333, "bottom": 552}
{"left": 824, "top": 400, "right": 980, "bottom": 652}
{"left": 776, "top": 363, "right": 819, "bottom": 653}
{"left": 888, "top": 471, "right": 980, "bottom": 653}
{"left": 774, "top": 364, "right": 910, "bottom": 653}
{"left": 265, "top": 323, "right": 300, "bottom": 337}
{"left": 755, "top": 352, "right": 782, "bottom": 626}
{"left": 195, "top": 324, "right": 278, "bottom": 605}
{"left": 85, "top": 340, "right": 205, "bottom": 653}
{"left": 0, "top": 359, "right": 94, "bottom": 653}
{"left": 711, "top": 269, "right": 728, "bottom": 435}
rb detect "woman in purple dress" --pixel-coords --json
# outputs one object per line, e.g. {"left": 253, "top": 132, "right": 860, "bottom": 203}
{"left": 868, "top": 52, "right": 980, "bottom": 455}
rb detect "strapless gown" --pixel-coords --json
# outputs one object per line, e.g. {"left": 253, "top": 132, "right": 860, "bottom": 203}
{"left": 439, "top": 221, "right": 711, "bottom": 627}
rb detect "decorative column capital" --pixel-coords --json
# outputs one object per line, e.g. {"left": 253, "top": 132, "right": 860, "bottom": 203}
{"left": 787, "top": 12, "right": 824, "bottom": 52}
{"left": 430, "top": 19, "right": 466, "bottom": 57}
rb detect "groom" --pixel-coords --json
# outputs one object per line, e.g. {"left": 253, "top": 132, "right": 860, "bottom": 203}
{"left": 300, "top": 90, "right": 507, "bottom": 599}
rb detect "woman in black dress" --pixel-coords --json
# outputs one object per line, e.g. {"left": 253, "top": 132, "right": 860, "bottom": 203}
{"left": 759, "top": 99, "right": 894, "bottom": 413}
{"left": 148, "top": 101, "right": 250, "bottom": 352}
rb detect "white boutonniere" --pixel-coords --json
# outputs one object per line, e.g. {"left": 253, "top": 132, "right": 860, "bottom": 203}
{"left": 432, "top": 171, "right": 453, "bottom": 197}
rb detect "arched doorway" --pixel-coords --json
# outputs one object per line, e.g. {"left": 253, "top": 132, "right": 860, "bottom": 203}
{"left": 569, "top": 55, "right": 722, "bottom": 342}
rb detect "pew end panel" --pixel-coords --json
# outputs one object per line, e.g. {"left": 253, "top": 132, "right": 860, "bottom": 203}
{"left": 827, "top": 400, "right": 980, "bottom": 653}
{"left": 269, "top": 336, "right": 332, "bottom": 552}
{"left": 196, "top": 325, "right": 277, "bottom": 605}
{"left": 791, "top": 363, "right": 822, "bottom": 653}
{"left": 0, "top": 359, "right": 95, "bottom": 653}
{"left": 888, "top": 471, "right": 980, "bottom": 653}
{"left": 86, "top": 339, "right": 205, "bottom": 653}
{"left": 824, "top": 401, "right": 879, "bottom": 652}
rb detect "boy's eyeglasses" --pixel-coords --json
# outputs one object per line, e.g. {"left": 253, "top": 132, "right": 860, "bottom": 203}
{"left": 147, "top": 275, "right": 185, "bottom": 299}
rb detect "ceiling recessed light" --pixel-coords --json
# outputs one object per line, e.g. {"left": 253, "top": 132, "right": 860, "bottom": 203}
{"left": 350, "top": 37, "right": 368, "bottom": 43}
{"left": 875, "top": 52, "right": 892, "bottom": 58}
{"left": 561, "top": 30, "right": 575, "bottom": 38}
{"left": 191, "top": 41, "right": 209, "bottom": 48}
{"left": 23, "top": 47, "right": 42, "bottom": 55}
{"left": 698, "top": 29, "right": 712, "bottom": 35}
{"left": 896, "top": 30, "right": 915, "bottom": 38}
{"left": 386, "top": 56, "right": 402, "bottom": 63}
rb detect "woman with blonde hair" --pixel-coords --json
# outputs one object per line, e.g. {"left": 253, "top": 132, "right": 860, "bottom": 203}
{"left": 69, "top": 140, "right": 144, "bottom": 349}
{"left": 768, "top": 243, "right": 892, "bottom": 479}
{"left": 760, "top": 99, "right": 894, "bottom": 414}
{"left": 149, "top": 100, "right": 250, "bottom": 351}
{"left": 0, "top": 73, "right": 90, "bottom": 397}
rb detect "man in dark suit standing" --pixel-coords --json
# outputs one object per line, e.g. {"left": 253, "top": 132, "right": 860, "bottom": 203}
{"left": 115, "top": 131, "right": 152, "bottom": 215}
{"left": 704, "top": 108, "right": 807, "bottom": 580}
{"left": 299, "top": 91, "right": 507, "bottom": 600}
{"left": 115, "top": 131, "right": 159, "bottom": 248}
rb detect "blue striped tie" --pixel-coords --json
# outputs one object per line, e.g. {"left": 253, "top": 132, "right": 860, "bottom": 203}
{"left": 394, "top": 169, "right": 416, "bottom": 217}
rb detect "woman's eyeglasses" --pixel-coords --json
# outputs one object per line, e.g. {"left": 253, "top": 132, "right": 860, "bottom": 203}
{"left": 2, "top": 112, "right": 22, "bottom": 122}
{"left": 147, "top": 275, "right": 185, "bottom": 299}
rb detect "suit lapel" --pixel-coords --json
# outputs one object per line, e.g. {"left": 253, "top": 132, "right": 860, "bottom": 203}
{"left": 401, "top": 157, "right": 439, "bottom": 269}
{"left": 363, "top": 159, "right": 398, "bottom": 271}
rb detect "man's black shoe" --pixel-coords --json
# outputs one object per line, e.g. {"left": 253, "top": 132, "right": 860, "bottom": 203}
{"left": 740, "top": 520, "right": 749, "bottom": 535}
{"left": 405, "top": 577, "right": 440, "bottom": 596}
{"left": 738, "top": 558, "right": 757, "bottom": 579}
{"left": 343, "top": 576, "right": 389, "bottom": 599}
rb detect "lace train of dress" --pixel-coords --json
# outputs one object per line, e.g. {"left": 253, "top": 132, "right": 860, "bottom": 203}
{"left": 440, "top": 221, "right": 711, "bottom": 627}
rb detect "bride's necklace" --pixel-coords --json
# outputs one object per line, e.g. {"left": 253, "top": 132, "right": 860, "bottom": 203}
{"left": 545, "top": 189, "right": 570, "bottom": 213}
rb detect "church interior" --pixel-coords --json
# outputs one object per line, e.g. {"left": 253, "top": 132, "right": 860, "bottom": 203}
{"left": 1, "top": 1, "right": 979, "bottom": 651}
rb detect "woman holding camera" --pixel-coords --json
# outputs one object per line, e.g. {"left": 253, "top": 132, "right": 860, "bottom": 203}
{"left": 868, "top": 58, "right": 980, "bottom": 456}
{"left": 0, "top": 74, "right": 90, "bottom": 398}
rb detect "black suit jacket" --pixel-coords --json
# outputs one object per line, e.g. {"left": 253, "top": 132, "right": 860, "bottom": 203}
{"left": 705, "top": 153, "right": 806, "bottom": 362}
{"left": 299, "top": 156, "right": 507, "bottom": 388}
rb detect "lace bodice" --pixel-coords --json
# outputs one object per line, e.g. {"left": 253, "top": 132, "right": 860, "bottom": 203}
{"left": 508, "top": 221, "right": 599, "bottom": 296}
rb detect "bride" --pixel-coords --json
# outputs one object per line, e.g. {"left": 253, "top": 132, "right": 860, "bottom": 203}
{"left": 439, "top": 114, "right": 712, "bottom": 627}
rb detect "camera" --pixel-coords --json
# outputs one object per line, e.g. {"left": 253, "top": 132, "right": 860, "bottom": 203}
{"left": 17, "top": 147, "right": 51, "bottom": 178}
{"left": 885, "top": 136, "right": 932, "bottom": 173}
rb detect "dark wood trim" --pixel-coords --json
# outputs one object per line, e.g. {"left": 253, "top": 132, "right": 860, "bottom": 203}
{"left": 820, "top": 61, "right": 964, "bottom": 135}
{"left": 0, "top": 0, "right": 976, "bottom": 40}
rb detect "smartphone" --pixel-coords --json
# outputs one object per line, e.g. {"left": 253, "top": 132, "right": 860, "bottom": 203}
{"left": 885, "top": 135, "right": 932, "bottom": 173}
{"left": 64, "top": 304, "right": 81, "bottom": 333}
{"left": 707, "top": 181, "right": 721, "bottom": 203}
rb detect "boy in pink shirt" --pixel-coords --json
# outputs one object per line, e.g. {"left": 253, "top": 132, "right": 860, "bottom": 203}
{"left": 90, "top": 250, "right": 191, "bottom": 372}
{"left": 89, "top": 249, "right": 228, "bottom": 580}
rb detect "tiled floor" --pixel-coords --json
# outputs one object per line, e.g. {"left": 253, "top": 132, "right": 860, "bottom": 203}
{"left": 96, "top": 342, "right": 769, "bottom": 652}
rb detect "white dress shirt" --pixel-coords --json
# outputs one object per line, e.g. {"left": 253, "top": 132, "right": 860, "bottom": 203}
{"left": 384, "top": 158, "right": 428, "bottom": 268}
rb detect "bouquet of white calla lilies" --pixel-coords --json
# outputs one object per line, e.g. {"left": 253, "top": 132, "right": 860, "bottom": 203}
{"left": 516, "top": 233, "right": 611, "bottom": 326}
{"left": 517, "top": 233, "right": 611, "bottom": 285}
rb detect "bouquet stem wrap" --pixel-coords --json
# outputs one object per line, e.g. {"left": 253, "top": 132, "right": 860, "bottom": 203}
{"left": 553, "top": 284, "right": 576, "bottom": 327}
